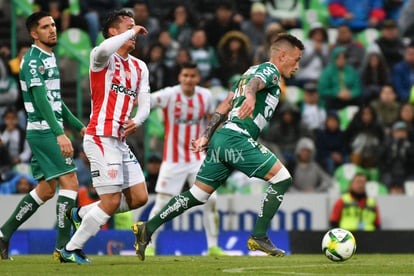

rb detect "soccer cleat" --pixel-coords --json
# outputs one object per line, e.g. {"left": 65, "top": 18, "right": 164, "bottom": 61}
{"left": 53, "top": 248, "right": 67, "bottom": 263}
{"left": 60, "top": 247, "right": 91, "bottom": 264}
{"left": 0, "top": 238, "right": 11, "bottom": 260}
{"left": 132, "top": 221, "right": 150, "bottom": 261}
{"left": 66, "top": 207, "right": 82, "bottom": 231}
{"left": 247, "top": 235, "right": 286, "bottom": 257}
{"left": 207, "top": 246, "right": 227, "bottom": 256}
{"left": 145, "top": 245, "right": 155, "bottom": 256}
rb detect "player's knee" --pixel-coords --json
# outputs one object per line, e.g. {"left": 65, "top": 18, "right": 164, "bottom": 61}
{"left": 189, "top": 185, "right": 211, "bottom": 203}
{"left": 268, "top": 166, "right": 291, "bottom": 184}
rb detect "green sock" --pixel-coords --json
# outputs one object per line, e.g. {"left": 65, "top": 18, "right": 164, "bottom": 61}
{"left": 0, "top": 193, "right": 40, "bottom": 241}
{"left": 147, "top": 190, "right": 203, "bottom": 235}
{"left": 55, "top": 195, "right": 76, "bottom": 249}
{"left": 252, "top": 178, "right": 292, "bottom": 238}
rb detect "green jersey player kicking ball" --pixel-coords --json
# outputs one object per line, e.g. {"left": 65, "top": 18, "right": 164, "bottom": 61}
{"left": 0, "top": 11, "right": 85, "bottom": 261}
{"left": 132, "top": 33, "right": 304, "bottom": 260}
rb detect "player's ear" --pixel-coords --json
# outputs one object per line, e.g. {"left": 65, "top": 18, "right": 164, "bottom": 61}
{"left": 30, "top": 29, "right": 38, "bottom": 40}
{"left": 108, "top": 26, "right": 118, "bottom": 37}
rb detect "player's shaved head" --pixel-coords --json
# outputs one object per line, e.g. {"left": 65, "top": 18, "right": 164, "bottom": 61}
{"left": 102, "top": 9, "right": 134, "bottom": 38}
{"left": 26, "top": 11, "right": 51, "bottom": 33}
{"left": 270, "top": 33, "right": 304, "bottom": 55}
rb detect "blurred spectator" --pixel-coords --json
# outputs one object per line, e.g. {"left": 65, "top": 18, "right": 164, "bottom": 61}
{"left": 327, "top": 0, "right": 385, "bottom": 32}
{"left": 146, "top": 43, "right": 169, "bottom": 91}
{"left": 397, "top": 103, "right": 414, "bottom": 141}
{"left": 33, "top": 0, "right": 87, "bottom": 33}
{"left": 189, "top": 28, "right": 219, "bottom": 87}
{"left": 0, "top": 173, "right": 37, "bottom": 194}
{"left": 290, "top": 137, "right": 333, "bottom": 193}
{"left": 329, "top": 172, "right": 381, "bottom": 231}
{"left": 0, "top": 58, "right": 18, "bottom": 120}
{"left": 241, "top": 2, "right": 270, "bottom": 55}
{"left": 318, "top": 46, "right": 362, "bottom": 111}
{"left": 216, "top": 31, "right": 251, "bottom": 87}
{"left": 295, "top": 22, "right": 330, "bottom": 86}
{"left": 265, "top": 0, "right": 302, "bottom": 30}
{"left": 398, "top": 0, "right": 414, "bottom": 38}
{"left": 167, "top": 4, "right": 195, "bottom": 48}
{"left": 384, "top": 0, "right": 408, "bottom": 21}
{"left": 165, "top": 47, "right": 192, "bottom": 86}
{"left": 316, "top": 111, "right": 349, "bottom": 175}
{"left": 261, "top": 102, "right": 313, "bottom": 172}
{"left": 129, "top": 0, "right": 161, "bottom": 58}
{"left": 80, "top": 0, "right": 122, "bottom": 46}
{"left": 0, "top": 107, "right": 31, "bottom": 166}
{"left": 203, "top": 1, "right": 241, "bottom": 49}
{"left": 373, "top": 19, "right": 405, "bottom": 70}
{"left": 330, "top": 24, "right": 366, "bottom": 71}
{"left": 392, "top": 42, "right": 414, "bottom": 102}
{"left": 345, "top": 105, "right": 385, "bottom": 169}
{"left": 378, "top": 121, "right": 414, "bottom": 192}
{"left": 370, "top": 85, "right": 400, "bottom": 132}
{"left": 8, "top": 44, "right": 30, "bottom": 80}
{"left": 359, "top": 49, "right": 390, "bottom": 104}
{"left": 158, "top": 29, "right": 180, "bottom": 68}
{"left": 145, "top": 153, "right": 162, "bottom": 194}
{"left": 253, "top": 22, "right": 284, "bottom": 65}
{"left": 300, "top": 81, "right": 327, "bottom": 134}
{"left": 74, "top": 144, "right": 91, "bottom": 188}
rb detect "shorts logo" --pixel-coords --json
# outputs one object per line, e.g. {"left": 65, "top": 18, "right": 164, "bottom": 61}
{"left": 65, "top": 157, "right": 73, "bottom": 165}
{"left": 108, "top": 168, "right": 118, "bottom": 179}
{"left": 91, "top": 170, "right": 100, "bottom": 177}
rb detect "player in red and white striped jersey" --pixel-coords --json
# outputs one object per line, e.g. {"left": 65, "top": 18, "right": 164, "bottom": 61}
{"left": 146, "top": 62, "right": 225, "bottom": 256}
{"left": 61, "top": 10, "right": 150, "bottom": 263}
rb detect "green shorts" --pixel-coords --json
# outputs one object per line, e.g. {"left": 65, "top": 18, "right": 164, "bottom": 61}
{"left": 196, "top": 128, "right": 277, "bottom": 189}
{"left": 27, "top": 130, "right": 77, "bottom": 181}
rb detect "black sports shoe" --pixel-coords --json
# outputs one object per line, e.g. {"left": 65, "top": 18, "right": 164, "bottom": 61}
{"left": 247, "top": 235, "right": 286, "bottom": 256}
{"left": 132, "top": 222, "right": 151, "bottom": 261}
{"left": 0, "top": 238, "right": 11, "bottom": 260}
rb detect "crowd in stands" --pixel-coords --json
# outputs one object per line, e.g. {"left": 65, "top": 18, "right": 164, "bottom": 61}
{"left": 2, "top": 0, "right": 414, "bottom": 198}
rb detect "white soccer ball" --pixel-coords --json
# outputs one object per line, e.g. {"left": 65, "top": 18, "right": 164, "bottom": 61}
{"left": 321, "top": 228, "right": 356, "bottom": 262}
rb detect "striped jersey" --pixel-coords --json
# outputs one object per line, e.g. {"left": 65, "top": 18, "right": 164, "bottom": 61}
{"left": 151, "top": 85, "right": 215, "bottom": 163}
{"left": 86, "top": 51, "right": 150, "bottom": 139}
{"left": 19, "top": 45, "right": 63, "bottom": 132}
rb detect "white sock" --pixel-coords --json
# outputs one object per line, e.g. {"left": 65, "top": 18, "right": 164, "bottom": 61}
{"left": 30, "top": 189, "right": 45, "bottom": 205}
{"left": 147, "top": 194, "right": 171, "bottom": 248}
{"left": 203, "top": 191, "right": 219, "bottom": 249}
{"left": 78, "top": 201, "right": 100, "bottom": 218}
{"left": 66, "top": 205, "right": 110, "bottom": 251}
{"left": 115, "top": 193, "right": 130, "bottom": 213}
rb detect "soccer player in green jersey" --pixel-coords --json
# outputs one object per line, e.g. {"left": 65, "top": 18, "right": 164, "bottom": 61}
{"left": 0, "top": 11, "right": 86, "bottom": 261}
{"left": 132, "top": 33, "right": 304, "bottom": 260}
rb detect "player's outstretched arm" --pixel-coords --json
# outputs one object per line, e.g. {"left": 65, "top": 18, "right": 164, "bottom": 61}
{"left": 61, "top": 102, "right": 86, "bottom": 135}
{"left": 238, "top": 76, "right": 265, "bottom": 119}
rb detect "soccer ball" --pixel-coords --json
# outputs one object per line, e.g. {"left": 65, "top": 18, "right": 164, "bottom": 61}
{"left": 321, "top": 228, "right": 356, "bottom": 262}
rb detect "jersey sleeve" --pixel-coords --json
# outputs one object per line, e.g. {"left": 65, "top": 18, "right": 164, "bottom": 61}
{"left": 254, "top": 63, "right": 280, "bottom": 88}
{"left": 20, "top": 56, "right": 45, "bottom": 89}
{"left": 137, "top": 60, "right": 150, "bottom": 94}
{"left": 150, "top": 87, "right": 175, "bottom": 109}
{"left": 205, "top": 90, "right": 215, "bottom": 115}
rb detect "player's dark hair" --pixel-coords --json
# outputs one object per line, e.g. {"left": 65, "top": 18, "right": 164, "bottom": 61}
{"left": 25, "top": 11, "right": 50, "bottom": 33}
{"left": 180, "top": 61, "right": 198, "bottom": 71}
{"left": 273, "top": 33, "right": 305, "bottom": 51}
{"left": 102, "top": 9, "right": 134, "bottom": 39}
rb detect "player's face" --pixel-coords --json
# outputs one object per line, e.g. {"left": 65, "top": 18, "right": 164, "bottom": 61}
{"left": 280, "top": 47, "right": 302, "bottom": 78}
{"left": 179, "top": 68, "right": 200, "bottom": 95}
{"left": 32, "top": 16, "right": 57, "bottom": 49}
{"left": 117, "top": 16, "right": 136, "bottom": 52}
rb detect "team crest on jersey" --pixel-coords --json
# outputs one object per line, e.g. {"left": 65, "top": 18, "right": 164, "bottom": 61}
{"left": 272, "top": 74, "right": 279, "bottom": 84}
{"left": 39, "top": 65, "right": 45, "bottom": 75}
{"left": 108, "top": 168, "right": 118, "bottom": 179}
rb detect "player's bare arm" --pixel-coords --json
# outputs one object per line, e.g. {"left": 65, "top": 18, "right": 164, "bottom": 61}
{"left": 191, "top": 92, "right": 234, "bottom": 152}
{"left": 238, "top": 77, "right": 265, "bottom": 119}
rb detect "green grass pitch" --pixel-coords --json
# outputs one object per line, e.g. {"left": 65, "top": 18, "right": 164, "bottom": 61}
{"left": 1, "top": 254, "right": 414, "bottom": 275}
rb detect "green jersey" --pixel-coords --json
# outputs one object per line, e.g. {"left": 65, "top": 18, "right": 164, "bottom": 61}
{"left": 227, "top": 62, "right": 281, "bottom": 140}
{"left": 19, "top": 45, "right": 63, "bottom": 133}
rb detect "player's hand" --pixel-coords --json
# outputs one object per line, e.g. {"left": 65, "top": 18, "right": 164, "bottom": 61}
{"left": 80, "top": 127, "right": 86, "bottom": 137}
{"left": 57, "top": 134, "right": 74, "bottom": 158}
{"left": 133, "top": 25, "right": 148, "bottom": 36}
{"left": 190, "top": 137, "right": 209, "bottom": 153}
{"left": 238, "top": 94, "right": 255, "bottom": 119}
{"left": 122, "top": 119, "right": 137, "bottom": 138}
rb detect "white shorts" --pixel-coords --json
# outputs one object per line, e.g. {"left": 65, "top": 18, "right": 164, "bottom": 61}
{"left": 155, "top": 160, "right": 203, "bottom": 195}
{"left": 84, "top": 135, "right": 145, "bottom": 193}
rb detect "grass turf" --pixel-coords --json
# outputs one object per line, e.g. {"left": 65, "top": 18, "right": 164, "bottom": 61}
{"left": 1, "top": 254, "right": 414, "bottom": 275}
